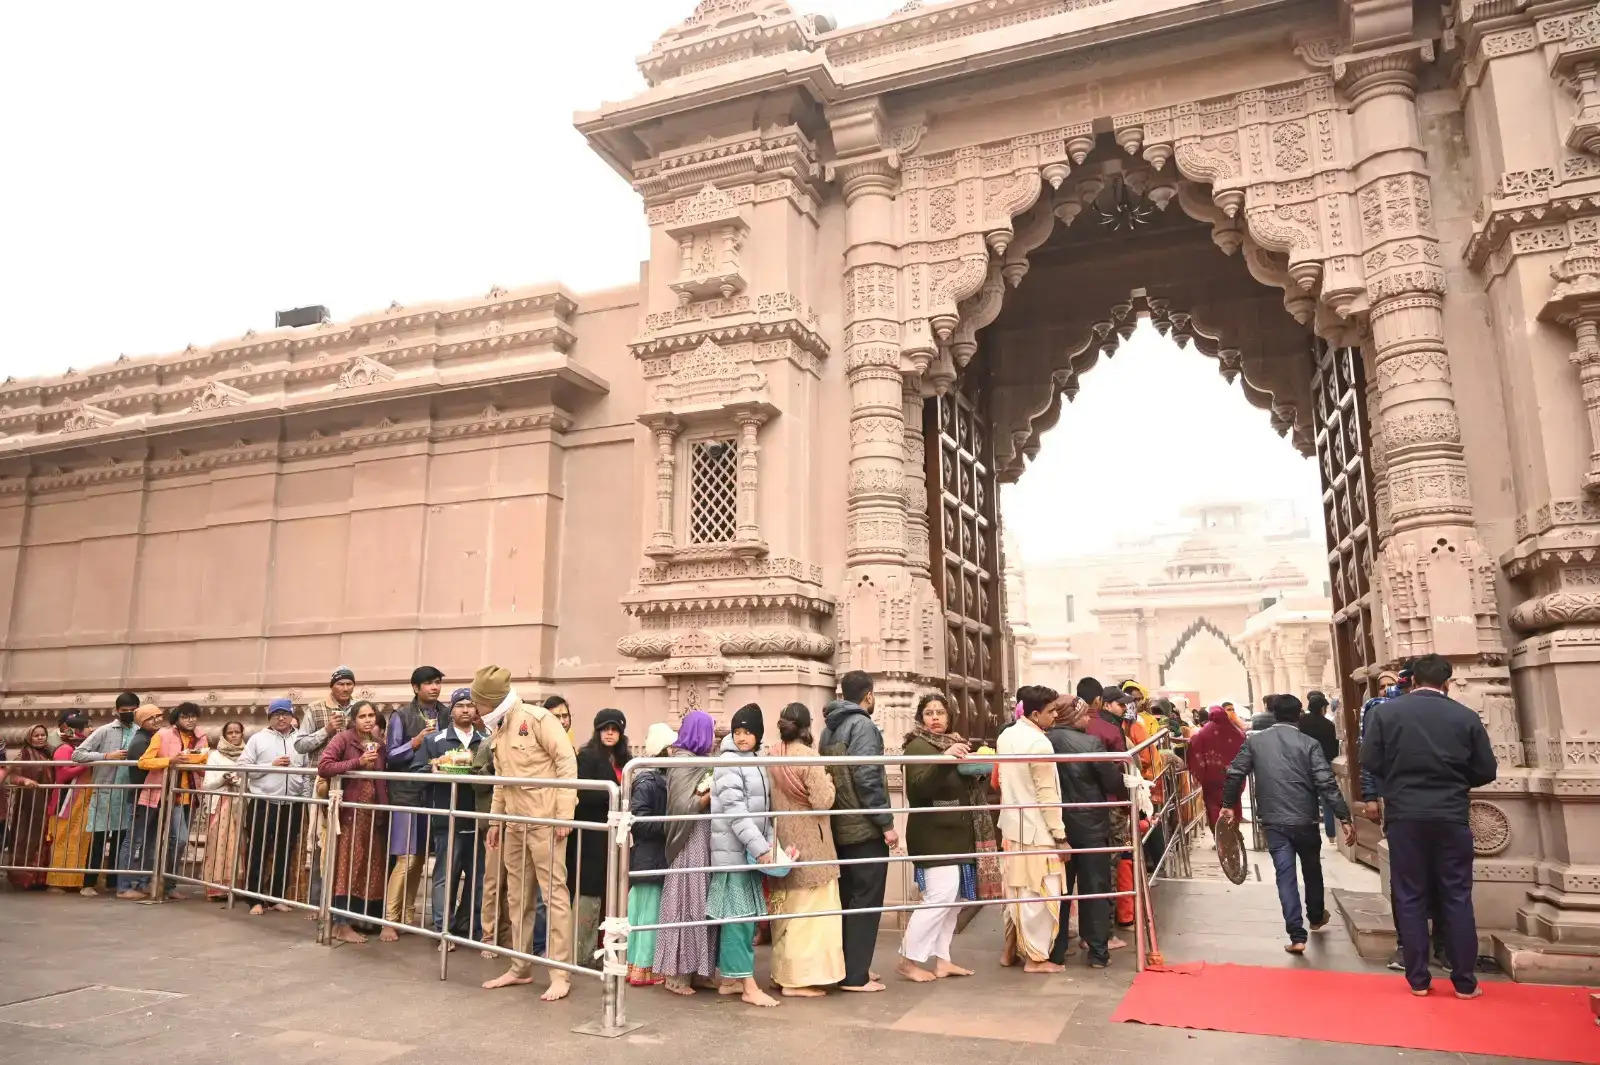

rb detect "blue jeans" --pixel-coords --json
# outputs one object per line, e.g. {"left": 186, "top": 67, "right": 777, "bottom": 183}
{"left": 1321, "top": 802, "right": 1337, "bottom": 839}
{"left": 119, "top": 806, "right": 159, "bottom": 892}
{"left": 1264, "top": 823, "right": 1325, "bottom": 944}
{"left": 430, "top": 830, "right": 485, "bottom": 939}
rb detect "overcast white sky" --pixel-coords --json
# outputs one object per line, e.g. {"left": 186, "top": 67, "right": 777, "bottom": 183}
{"left": 1, "top": 0, "right": 1321, "bottom": 557}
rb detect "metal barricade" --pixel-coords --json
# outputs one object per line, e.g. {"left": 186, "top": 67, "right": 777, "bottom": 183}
{"left": 0, "top": 758, "right": 147, "bottom": 894}
{"left": 164, "top": 764, "right": 327, "bottom": 924}
{"left": 610, "top": 736, "right": 1168, "bottom": 1035}
{"left": 318, "top": 770, "right": 617, "bottom": 1005}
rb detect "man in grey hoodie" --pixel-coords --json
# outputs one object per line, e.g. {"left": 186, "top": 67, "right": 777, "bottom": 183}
{"left": 820, "top": 670, "right": 898, "bottom": 993}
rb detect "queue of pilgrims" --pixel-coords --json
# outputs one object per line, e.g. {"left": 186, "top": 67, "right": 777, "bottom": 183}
{"left": 2, "top": 663, "right": 1215, "bottom": 1007}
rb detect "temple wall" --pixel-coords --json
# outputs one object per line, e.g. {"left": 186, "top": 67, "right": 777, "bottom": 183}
{"left": 0, "top": 284, "right": 645, "bottom": 739}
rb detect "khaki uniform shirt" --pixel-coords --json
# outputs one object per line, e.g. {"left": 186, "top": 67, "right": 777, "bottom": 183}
{"left": 489, "top": 701, "right": 579, "bottom": 821}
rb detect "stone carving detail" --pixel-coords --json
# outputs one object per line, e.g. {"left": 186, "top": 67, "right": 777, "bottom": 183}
{"left": 336, "top": 355, "right": 395, "bottom": 390}
{"left": 189, "top": 380, "right": 249, "bottom": 413}
{"left": 1469, "top": 800, "right": 1512, "bottom": 856}
{"left": 59, "top": 403, "right": 117, "bottom": 434}
{"left": 651, "top": 338, "right": 768, "bottom": 411}
{"left": 1539, "top": 244, "right": 1600, "bottom": 495}
{"left": 664, "top": 184, "right": 750, "bottom": 304}
{"left": 894, "top": 75, "right": 1368, "bottom": 345}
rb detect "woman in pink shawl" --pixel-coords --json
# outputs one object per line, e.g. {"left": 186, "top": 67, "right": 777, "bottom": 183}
{"left": 1186, "top": 706, "right": 1246, "bottom": 829}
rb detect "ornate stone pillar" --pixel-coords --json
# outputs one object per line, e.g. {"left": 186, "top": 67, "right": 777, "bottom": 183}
{"left": 829, "top": 99, "right": 917, "bottom": 684}
{"left": 732, "top": 409, "right": 767, "bottom": 549}
{"left": 1338, "top": 45, "right": 1521, "bottom": 763}
{"left": 1541, "top": 246, "right": 1600, "bottom": 496}
{"left": 903, "top": 378, "right": 931, "bottom": 581}
{"left": 644, "top": 415, "right": 679, "bottom": 558}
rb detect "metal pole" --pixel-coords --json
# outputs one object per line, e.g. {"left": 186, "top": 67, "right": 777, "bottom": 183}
{"left": 318, "top": 778, "right": 340, "bottom": 946}
{"left": 602, "top": 781, "right": 624, "bottom": 1032}
{"left": 149, "top": 762, "right": 177, "bottom": 902}
{"left": 440, "top": 782, "right": 457, "bottom": 981}
{"left": 1130, "top": 759, "right": 1146, "bottom": 974}
{"left": 225, "top": 774, "right": 246, "bottom": 910}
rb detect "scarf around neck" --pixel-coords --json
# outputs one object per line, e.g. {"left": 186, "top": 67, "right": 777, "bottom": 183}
{"left": 905, "top": 724, "right": 965, "bottom": 752}
{"left": 215, "top": 735, "right": 246, "bottom": 760}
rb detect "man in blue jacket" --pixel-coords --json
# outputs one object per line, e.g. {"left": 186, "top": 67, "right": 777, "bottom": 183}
{"left": 421, "top": 688, "right": 488, "bottom": 942}
{"left": 1361, "top": 654, "right": 1497, "bottom": 998}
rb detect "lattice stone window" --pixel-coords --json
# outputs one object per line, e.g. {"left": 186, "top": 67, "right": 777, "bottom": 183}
{"left": 689, "top": 438, "right": 739, "bottom": 544}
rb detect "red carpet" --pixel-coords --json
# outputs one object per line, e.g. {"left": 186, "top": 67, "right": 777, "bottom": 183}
{"left": 1111, "top": 962, "right": 1599, "bottom": 1063}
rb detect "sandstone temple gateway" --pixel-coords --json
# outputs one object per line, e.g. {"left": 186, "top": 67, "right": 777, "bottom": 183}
{"left": 1, "top": 0, "right": 1597, "bottom": 974}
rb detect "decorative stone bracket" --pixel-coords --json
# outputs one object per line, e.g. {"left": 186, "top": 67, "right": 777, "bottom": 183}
{"left": 664, "top": 184, "right": 750, "bottom": 304}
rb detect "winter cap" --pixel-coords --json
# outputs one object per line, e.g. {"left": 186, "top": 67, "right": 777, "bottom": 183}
{"left": 593, "top": 708, "right": 627, "bottom": 733}
{"left": 449, "top": 686, "right": 473, "bottom": 708}
{"left": 730, "top": 703, "right": 765, "bottom": 743}
{"left": 134, "top": 705, "right": 164, "bottom": 729}
{"left": 410, "top": 665, "right": 444, "bottom": 688}
{"left": 267, "top": 698, "right": 295, "bottom": 717}
{"left": 471, "top": 665, "right": 512, "bottom": 707}
{"left": 643, "top": 722, "right": 677, "bottom": 758}
{"left": 331, "top": 666, "right": 356, "bottom": 685}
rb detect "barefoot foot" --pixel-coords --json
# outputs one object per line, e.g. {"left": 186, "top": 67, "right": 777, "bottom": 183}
{"left": 250, "top": 904, "right": 265, "bottom": 916}
{"left": 742, "top": 987, "right": 780, "bottom": 1008}
{"left": 896, "top": 960, "right": 937, "bottom": 983}
{"left": 482, "top": 970, "right": 534, "bottom": 990}
{"left": 540, "top": 979, "right": 571, "bottom": 1002}
{"left": 379, "top": 928, "right": 399, "bottom": 942}
{"left": 933, "top": 960, "right": 974, "bottom": 978}
{"left": 781, "top": 986, "right": 826, "bottom": 998}
{"left": 663, "top": 979, "right": 696, "bottom": 997}
{"left": 1023, "top": 960, "right": 1066, "bottom": 974}
{"left": 333, "top": 926, "right": 368, "bottom": 945}
{"left": 840, "top": 980, "right": 886, "bottom": 993}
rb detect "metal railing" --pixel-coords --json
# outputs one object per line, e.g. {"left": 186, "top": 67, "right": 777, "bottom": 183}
{"left": 2, "top": 727, "right": 1190, "bottom": 1037}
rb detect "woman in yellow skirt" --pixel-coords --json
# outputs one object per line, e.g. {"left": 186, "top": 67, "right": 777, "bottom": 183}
{"left": 766, "top": 703, "right": 846, "bottom": 996}
{"left": 47, "top": 712, "right": 95, "bottom": 892}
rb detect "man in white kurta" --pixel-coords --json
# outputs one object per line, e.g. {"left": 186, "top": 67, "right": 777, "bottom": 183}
{"left": 996, "top": 687, "right": 1068, "bottom": 973}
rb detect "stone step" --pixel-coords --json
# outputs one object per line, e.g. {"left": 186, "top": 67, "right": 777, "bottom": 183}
{"left": 1331, "top": 887, "right": 1397, "bottom": 961}
{"left": 1493, "top": 932, "right": 1600, "bottom": 985}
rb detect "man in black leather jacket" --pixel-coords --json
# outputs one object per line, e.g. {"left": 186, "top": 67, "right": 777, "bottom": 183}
{"left": 1045, "top": 697, "right": 1127, "bottom": 968}
{"left": 1221, "top": 694, "right": 1353, "bottom": 953}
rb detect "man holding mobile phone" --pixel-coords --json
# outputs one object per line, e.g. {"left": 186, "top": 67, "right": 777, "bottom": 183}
{"left": 294, "top": 667, "right": 357, "bottom": 906}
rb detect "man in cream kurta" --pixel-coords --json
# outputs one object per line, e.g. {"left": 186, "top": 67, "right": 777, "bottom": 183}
{"left": 996, "top": 686, "right": 1068, "bottom": 973}
{"left": 473, "top": 665, "right": 579, "bottom": 1001}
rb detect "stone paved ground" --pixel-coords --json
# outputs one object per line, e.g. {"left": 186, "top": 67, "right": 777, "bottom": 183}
{"left": 0, "top": 850, "right": 1539, "bottom": 1065}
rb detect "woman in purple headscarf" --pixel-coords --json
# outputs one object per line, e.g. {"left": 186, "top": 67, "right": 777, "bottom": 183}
{"left": 653, "top": 710, "right": 718, "bottom": 996}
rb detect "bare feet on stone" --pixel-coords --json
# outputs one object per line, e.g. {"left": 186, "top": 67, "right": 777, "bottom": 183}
{"left": 541, "top": 978, "right": 571, "bottom": 1002}
{"left": 663, "top": 979, "right": 696, "bottom": 997}
{"left": 933, "top": 960, "right": 974, "bottom": 978}
{"left": 333, "top": 926, "right": 368, "bottom": 945}
{"left": 840, "top": 980, "right": 886, "bottom": 993}
{"left": 782, "top": 986, "right": 826, "bottom": 997}
{"left": 897, "top": 960, "right": 937, "bottom": 983}
{"left": 1024, "top": 960, "right": 1066, "bottom": 974}
{"left": 482, "top": 970, "right": 533, "bottom": 990}
{"left": 742, "top": 987, "right": 780, "bottom": 1008}
{"left": 379, "top": 928, "right": 399, "bottom": 942}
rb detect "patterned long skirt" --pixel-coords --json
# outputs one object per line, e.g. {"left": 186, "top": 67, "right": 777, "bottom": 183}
{"left": 653, "top": 822, "right": 716, "bottom": 980}
{"left": 46, "top": 791, "right": 94, "bottom": 889}
{"left": 201, "top": 794, "right": 246, "bottom": 899}
{"left": 332, "top": 807, "right": 389, "bottom": 921}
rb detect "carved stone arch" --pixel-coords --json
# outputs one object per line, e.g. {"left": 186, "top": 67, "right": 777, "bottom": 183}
{"left": 990, "top": 283, "right": 1311, "bottom": 480}
{"left": 1158, "top": 616, "right": 1254, "bottom": 700}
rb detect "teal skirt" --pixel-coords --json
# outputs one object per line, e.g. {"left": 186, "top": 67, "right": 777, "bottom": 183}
{"left": 627, "top": 882, "right": 664, "bottom": 969}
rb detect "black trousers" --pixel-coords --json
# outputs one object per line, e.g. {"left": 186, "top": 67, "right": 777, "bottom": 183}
{"left": 835, "top": 838, "right": 889, "bottom": 986}
{"left": 1387, "top": 820, "right": 1478, "bottom": 994}
{"left": 246, "top": 800, "right": 301, "bottom": 903}
{"left": 1049, "top": 850, "right": 1112, "bottom": 964}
